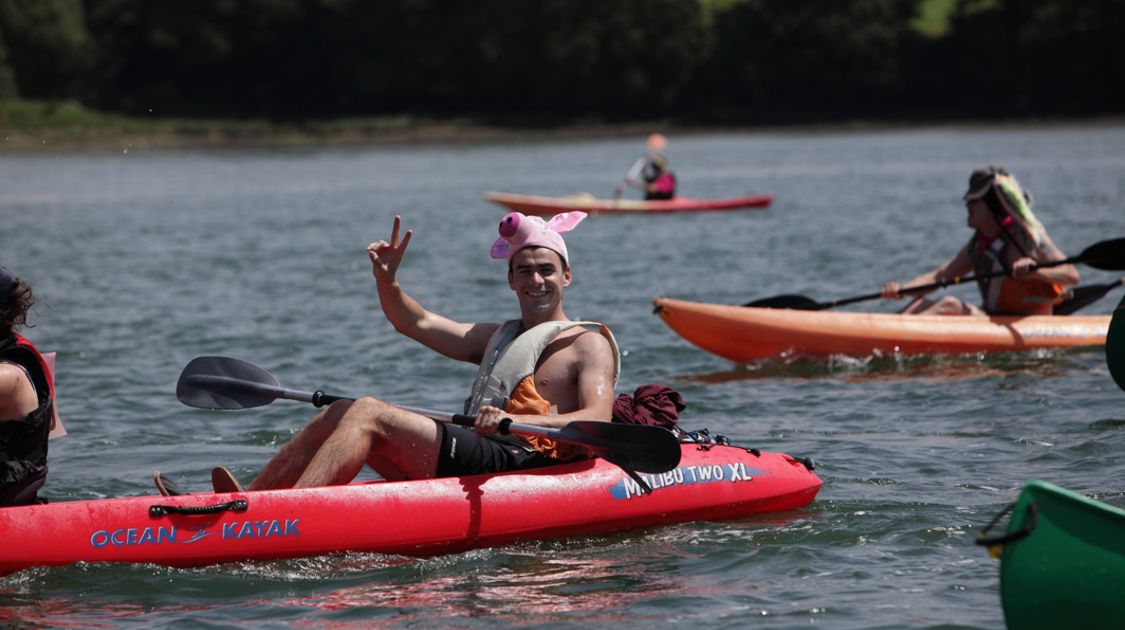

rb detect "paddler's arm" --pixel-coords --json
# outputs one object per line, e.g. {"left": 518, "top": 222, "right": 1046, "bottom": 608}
{"left": 0, "top": 363, "right": 39, "bottom": 420}
{"left": 1010, "top": 231, "right": 1080, "bottom": 285}
{"left": 367, "top": 216, "right": 498, "bottom": 364}
{"left": 622, "top": 157, "right": 648, "bottom": 191}
{"left": 881, "top": 246, "right": 973, "bottom": 300}
{"left": 474, "top": 331, "right": 617, "bottom": 433}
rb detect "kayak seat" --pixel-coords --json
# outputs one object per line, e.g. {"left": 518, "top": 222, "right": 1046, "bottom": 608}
{"left": 153, "top": 471, "right": 190, "bottom": 496}
{"left": 211, "top": 467, "right": 245, "bottom": 494}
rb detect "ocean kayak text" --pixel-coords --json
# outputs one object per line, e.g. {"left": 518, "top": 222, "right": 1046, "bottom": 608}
{"left": 89, "top": 519, "right": 300, "bottom": 548}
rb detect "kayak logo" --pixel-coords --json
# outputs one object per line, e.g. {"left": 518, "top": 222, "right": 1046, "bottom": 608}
{"left": 610, "top": 462, "right": 762, "bottom": 500}
{"left": 90, "top": 526, "right": 178, "bottom": 548}
{"left": 222, "top": 519, "right": 300, "bottom": 540}
{"left": 89, "top": 519, "right": 300, "bottom": 549}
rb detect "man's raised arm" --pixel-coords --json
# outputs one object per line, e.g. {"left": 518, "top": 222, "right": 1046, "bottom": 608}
{"left": 367, "top": 216, "right": 497, "bottom": 364}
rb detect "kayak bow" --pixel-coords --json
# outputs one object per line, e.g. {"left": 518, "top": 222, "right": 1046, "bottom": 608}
{"left": 977, "top": 481, "right": 1125, "bottom": 630}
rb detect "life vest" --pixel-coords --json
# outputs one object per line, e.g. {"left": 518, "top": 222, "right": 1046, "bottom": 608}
{"left": 464, "top": 320, "right": 620, "bottom": 460}
{"left": 644, "top": 166, "right": 676, "bottom": 200}
{"left": 0, "top": 333, "right": 54, "bottom": 506}
{"left": 967, "top": 230, "right": 1065, "bottom": 315}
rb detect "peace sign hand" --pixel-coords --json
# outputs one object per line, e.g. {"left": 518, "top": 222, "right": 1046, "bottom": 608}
{"left": 366, "top": 215, "right": 414, "bottom": 285}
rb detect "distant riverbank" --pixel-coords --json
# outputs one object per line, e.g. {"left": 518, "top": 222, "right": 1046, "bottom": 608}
{"left": 3, "top": 99, "right": 1123, "bottom": 152}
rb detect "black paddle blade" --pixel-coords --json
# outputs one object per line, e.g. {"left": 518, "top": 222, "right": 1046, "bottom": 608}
{"left": 1053, "top": 279, "right": 1125, "bottom": 315}
{"left": 557, "top": 421, "right": 682, "bottom": 473}
{"left": 176, "top": 356, "right": 282, "bottom": 410}
{"left": 742, "top": 294, "right": 821, "bottom": 309}
{"left": 1078, "top": 238, "right": 1125, "bottom": 271}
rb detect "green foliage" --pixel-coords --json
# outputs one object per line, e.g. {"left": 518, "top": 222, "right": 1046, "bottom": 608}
{"left": 0, "top": 0, "right": 1121, "bottom": 125}
{"left": 912, "top": 0, "right": 956, "bottom": 37}
{"left": 0, "top": 29, "right": 18, "bottom": 99}
{"left": 0, "top": 0, "right": 95, "bottom": 98}
{"left": 695, "top": 0, "right": 922, "bottom": 121}
{"left": 0, "top": 98, "right": 133, "bottom": 129}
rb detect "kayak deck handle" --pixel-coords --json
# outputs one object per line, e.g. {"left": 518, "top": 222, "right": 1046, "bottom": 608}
{"left": 975, "top": 500, "right": 1039, "bottom": 559}
{"left": 149, "top": 499, "right": 249, "bottom": 518}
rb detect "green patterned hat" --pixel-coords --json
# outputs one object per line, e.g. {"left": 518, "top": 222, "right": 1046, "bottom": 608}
{"left": 963, "top": 166, "right": 1042, "bottom": 242}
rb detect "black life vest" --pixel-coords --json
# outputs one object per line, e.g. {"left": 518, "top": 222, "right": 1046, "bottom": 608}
{"left": 643, "top": 165, "right": 676, "bottom": 200}
{"left": 0, "top": 333, "right": 53, "bottom": 506}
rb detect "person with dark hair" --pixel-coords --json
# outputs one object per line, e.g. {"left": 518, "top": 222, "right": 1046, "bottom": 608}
{"left": 881, "top": 166, "right": 1079, "bottom": 315}
{"left": 0, "top": 265, "right": 55, "bottom": 506}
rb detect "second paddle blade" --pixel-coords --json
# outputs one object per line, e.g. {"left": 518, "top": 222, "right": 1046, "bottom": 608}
{"left": 742, "top": 294, "right": 821, "bottom": 309}
{"left": 559, "top": 421, "right": 682, "bottom": 473}
{"left": 176, "top": 356, "right": 282, "bottom": 410}
{"left": 1079, "top": 237, "right": 1125, "bottom": 271}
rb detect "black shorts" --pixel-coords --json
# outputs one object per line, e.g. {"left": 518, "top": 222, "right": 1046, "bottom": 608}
{"left": 436, "top": 423, "right": 555, "bottom": 477}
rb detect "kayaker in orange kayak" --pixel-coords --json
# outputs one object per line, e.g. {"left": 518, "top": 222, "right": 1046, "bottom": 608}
{"left": 0, "top": 266, "right": 55, "bottom": 507}
{"left": 238, "top": 212, "right": 620, "bottom": 490}
{"left": 881, "top": 166, "right": 1079, "bottom": 315}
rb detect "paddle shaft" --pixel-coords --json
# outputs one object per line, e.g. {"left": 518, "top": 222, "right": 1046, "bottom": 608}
{"left": 177, "top": 356, "right": 683, "bottom": 474}
{"left": 744, "top": 237, "right": 1124, "bottom": 311}
{"left": 613, "top": 157, "right": 647, "bottom": 198}
{"left": 817, "top": 256, "right": 1087, "bottom": 311}
{"left": 182, "top": 373, "right": 662, "bottom": 461}
{"left": 186, "top": 375, "right": 501, "bottom": 431}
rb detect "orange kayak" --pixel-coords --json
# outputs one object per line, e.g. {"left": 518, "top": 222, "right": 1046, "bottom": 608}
{"left": 483, "top": 191, "right": 773, "bottom": 216}
{"left": 653, "top": 297, "right": 1111, "bottom": 363}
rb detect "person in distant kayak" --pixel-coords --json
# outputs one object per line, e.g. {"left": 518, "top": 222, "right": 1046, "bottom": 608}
{"left": 881, "top": 166, "right": 1078, "bottom": 315}
{"left": 0, "top": 265, "right": 54, "bottom": 506}
{"left": 241, "top": 211, "right": 619, "bottom": 490}
{"left": 625, "top": 152, "right": 677, "bottom": 201}
{"left": 614, "top": 133, "right": 677, "bottom": 201}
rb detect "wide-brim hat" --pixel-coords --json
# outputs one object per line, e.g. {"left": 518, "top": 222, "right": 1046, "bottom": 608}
{"left": 964, "top": 165, "right": 1008, "bottom": 201}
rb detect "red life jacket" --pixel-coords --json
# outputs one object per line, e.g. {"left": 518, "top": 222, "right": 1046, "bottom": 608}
{"left": 0, "top": 333, "right": 54, "bottom": 506}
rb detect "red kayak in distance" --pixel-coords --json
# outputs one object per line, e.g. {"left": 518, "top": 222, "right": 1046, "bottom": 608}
{"left": 483, "top": 191, "right": 774, "bottom": 216}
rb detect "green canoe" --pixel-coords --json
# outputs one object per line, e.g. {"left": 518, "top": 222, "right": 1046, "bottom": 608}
{"left": 977, "top": 480, "right": 1125, "bottom": 629}
{"left": 1108, "top": 294, "right": 1125, "bottom": 392}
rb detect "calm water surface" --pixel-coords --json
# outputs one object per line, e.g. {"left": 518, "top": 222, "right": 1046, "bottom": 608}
{"left": 2, "top": 123, "right": 1124, "bottom": 628}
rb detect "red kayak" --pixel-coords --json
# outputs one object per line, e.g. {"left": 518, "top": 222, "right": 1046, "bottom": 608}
{"left": 483, "top": 191, "right": 774, "bottom": 216}
{"left": 0, "top": 444, "right": 820, "bottom": 576}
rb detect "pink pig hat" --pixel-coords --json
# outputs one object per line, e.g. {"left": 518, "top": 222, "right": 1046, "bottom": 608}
{"left": 490, "top": 211, "right": 587, "bottom": 267}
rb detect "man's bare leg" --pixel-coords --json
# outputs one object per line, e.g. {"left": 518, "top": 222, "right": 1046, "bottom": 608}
{"left": 901, "top": 295, "right": 982, "bottom": 315}
{"left": 292, "top": 397, "right": 443, "bottom": 488}
{"left": 248, "top": 399, "right": 355, "bottom": 491}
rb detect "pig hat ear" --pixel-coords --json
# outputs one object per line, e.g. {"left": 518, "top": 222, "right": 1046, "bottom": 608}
{"left": 490, "top": 211, "right": 587, "bottom": 265}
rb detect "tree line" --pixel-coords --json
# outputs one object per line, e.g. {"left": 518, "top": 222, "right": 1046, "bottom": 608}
{"left": 1, "top": 0, "right": 1122, "bottom": 124}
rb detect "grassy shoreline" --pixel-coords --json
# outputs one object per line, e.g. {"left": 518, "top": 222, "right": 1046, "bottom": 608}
{"left": 3, "top": 99, "right": 1123, "bottom": 152}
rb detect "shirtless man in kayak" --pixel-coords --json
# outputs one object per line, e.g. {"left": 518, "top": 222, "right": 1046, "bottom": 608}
{"left": 880, "top": 165, "right": 1079, "bottom": 315}
{"left": 237, "top": 211, "right": 619, "bottom": 490}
